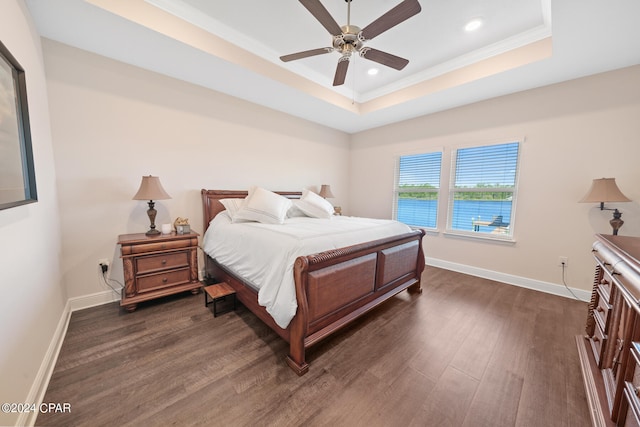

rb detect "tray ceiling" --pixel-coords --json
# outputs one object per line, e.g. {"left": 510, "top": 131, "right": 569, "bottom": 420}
{"left": 25, "top": 0, "right": 640, "bottom": 133}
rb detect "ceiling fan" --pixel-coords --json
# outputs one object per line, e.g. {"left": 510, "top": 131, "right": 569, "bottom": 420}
{"left": 280, "top": 0, "right": 422, "bottom": 86}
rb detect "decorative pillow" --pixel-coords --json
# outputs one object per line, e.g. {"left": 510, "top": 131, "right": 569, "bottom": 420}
{"left": 296, "top": 189, "right": 334, "bottom": 219}
{"left": 219, "top": 198, "right": 245, "bottom": 219}
{"left": 233, "top": 186, "right": 292, "bottom": 224}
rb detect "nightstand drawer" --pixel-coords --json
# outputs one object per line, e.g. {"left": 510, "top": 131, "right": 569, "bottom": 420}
{"left": 136, "top": 252, "right": 189, "bottom": 275}
{"left": 127, "top": 239, "right": 193, "bottom": 254}
{"left": 137, "top": 268, "right": 191, "bottom": 293}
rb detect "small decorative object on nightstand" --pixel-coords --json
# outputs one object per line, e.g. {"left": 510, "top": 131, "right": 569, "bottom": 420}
{"left": 174, "top": 217, "right": 190, "bottom": 234}
{"left": 118, "top": 230, "right": 200, "bottom": 312}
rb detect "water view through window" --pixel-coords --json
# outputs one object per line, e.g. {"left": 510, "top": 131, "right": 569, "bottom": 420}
{"left": 397, "top": 199, "right": 513, "bottom": 232}
{"left": 395, "top": 142, "right": 519, "bottom": 236}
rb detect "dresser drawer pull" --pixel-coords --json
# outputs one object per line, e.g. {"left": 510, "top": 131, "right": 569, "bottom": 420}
{"left": 163, "top": 277, "right": 168, "bottom": 283}
{"left": 162, "top": 259, "right": 167, "bottom": 265}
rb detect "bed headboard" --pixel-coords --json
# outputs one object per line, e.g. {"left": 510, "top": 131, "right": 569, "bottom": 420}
{"left": 200, "top": 189, "right": 302, "bottom": 233}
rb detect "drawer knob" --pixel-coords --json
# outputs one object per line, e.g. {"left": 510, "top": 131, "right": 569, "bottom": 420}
{"left": 162, "top": 259, "right": 167, "bottom": 265}
{"left": 163, "top": 277, "right": 168, "bottom": 283}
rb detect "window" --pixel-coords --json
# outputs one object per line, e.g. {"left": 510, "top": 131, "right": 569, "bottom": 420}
{"left": 394, "top": 151, "right": 442, "bottom": 228}
{"left": 448, "top": 141, "right": 520, "bottom": 238}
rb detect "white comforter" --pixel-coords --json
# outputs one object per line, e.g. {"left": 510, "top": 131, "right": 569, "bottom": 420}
{"left": 202, "top": 213, "right": 412, "bottom": 329}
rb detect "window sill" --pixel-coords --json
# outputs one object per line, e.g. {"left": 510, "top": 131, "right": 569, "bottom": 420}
{"left": 442, "top": 229, "right": 516, "bottom": 244}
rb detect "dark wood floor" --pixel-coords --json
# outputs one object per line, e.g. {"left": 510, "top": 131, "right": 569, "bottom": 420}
{"left": 37, "top": 267, "right": 591, "bottom": 426}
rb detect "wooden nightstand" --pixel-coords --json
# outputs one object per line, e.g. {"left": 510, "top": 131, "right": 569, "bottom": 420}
{"left": 118, "top": 231, "right": 201, "bottom": 312}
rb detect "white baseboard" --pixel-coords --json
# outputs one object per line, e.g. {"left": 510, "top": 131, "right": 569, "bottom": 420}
{"left": 68, "top": 288, "right": 121, "bottom": 312}
{"left": 17, "top": 289, "right": 120, "bottom": 426}
{"left": 17, "top": 300, "right": 72, "bottom": 427}
{"left": 426, "top": 257, "right": 591, "bottom": 302}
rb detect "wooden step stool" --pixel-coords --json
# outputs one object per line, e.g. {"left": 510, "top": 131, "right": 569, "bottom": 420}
{"left": 204, "top": 282, "right": 236, "bottom": 317}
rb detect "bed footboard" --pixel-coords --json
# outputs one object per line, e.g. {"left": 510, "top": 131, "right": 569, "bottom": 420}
{"left": 286, "top": 229, "right": 425, "bottom": 375}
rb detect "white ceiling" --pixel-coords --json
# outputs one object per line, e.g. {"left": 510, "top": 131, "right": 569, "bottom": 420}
{"left": 25, "top": 0, "right": 640, "bottom": 133}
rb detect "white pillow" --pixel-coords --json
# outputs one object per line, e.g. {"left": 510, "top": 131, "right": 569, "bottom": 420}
{"left": 233, "top": 186, "right": 292, "bottom": 224}
{"left": 296, "top": 189, "right": 334, "bottom": 219}
{"left": 287, "top": 201, "right": 308, "bottom": 218}
{"left": 219, "top": 198, "right": 244, "bottom": 218}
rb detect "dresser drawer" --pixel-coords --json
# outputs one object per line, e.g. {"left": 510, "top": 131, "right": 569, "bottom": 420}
{"left": 592, "top": 322, "right": 607, "bottom": 365}
{"left": 594, "top": 287, "right": 612, "bottom": 333}
{"left": 598, "top": 276, "right": 612, "bottom": 303}
{"left": 137, "top": 268, "right": 191, "bottom": 293}
{"left": 136, "top": 252, "right": 189, "bottom": 275}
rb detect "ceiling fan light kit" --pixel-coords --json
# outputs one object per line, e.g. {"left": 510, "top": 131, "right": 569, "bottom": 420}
{"left": 280, "top": 0, "right": 422, "bottom": 86}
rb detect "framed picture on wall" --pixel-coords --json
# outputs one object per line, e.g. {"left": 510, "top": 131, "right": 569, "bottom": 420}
{"left": 0, "top": 39, "right": 37, "bottom": 211}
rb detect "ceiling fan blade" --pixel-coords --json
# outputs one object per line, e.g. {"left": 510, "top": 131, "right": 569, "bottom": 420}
{"left": 333, "top": 57, "right": 350, "bottom": 86}
{"left": 360, "top": 0, "right": 422, "bottom": 41}
{"left": 299, "top": 0, "right": 343, "bottom": 36}
{"left": 360, "top": 48, "right": 409, "bottom": 70}
{"left": 280, "top": 47, "right": 333, "bottom": 62}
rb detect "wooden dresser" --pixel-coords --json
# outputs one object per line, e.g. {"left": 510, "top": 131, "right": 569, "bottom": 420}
{"left": 577, "top": 234, "right": 640, "bottom": 426}
{"left": 118, "top": 231, "right": 201, "bottom": 312}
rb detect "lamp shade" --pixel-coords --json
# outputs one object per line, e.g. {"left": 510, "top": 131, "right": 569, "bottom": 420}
{"left": 579, "top": 178, "right": 630, "bottom": 203}
{"left": 132, "top": 176, "right": 171, "bottom": 201}
{"left": 319, "top": 184, "right": 334, "bottom": 199}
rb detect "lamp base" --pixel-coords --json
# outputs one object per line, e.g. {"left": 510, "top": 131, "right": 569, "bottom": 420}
{"left": 146, "top": 200, "right": 160, "bottom": 236}
{"left": 610, "top": 209, "right": 624, "bottom": 236}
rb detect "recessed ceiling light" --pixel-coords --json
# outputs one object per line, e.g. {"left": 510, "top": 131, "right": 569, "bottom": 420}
{"left": 465, "top": 18, "right": 483, "bottom": 32}
{"left": 367, "top": 68, "right": 379, "bottom": 76}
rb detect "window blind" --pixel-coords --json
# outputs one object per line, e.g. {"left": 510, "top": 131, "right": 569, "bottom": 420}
{"left": 394, "top": 151, "right": 442, "bottom": 228}
{"left": 448, "top": 142, "right": 520, "bottom": 237}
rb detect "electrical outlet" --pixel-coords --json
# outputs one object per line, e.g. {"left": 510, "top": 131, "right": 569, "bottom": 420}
{"left": 98, "top": 258, "right": 109, "bottom": 273}
{"left": 558, "top": 256, "right": 568, "bottom": 267}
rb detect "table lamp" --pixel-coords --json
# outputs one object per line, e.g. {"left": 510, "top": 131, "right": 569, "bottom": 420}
{"left": 579, "top": 177, "right": 631, "bottom": 235}
{"left": 132, "top": 175, "right": 171, "bottom": 235}
{"left": 319, "top": 184, "right": 334, "bottom": 199}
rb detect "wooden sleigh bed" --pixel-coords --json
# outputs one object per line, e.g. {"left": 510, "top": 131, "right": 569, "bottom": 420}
{"left": 201, "top": 189, "right": 426, "bottom": 375}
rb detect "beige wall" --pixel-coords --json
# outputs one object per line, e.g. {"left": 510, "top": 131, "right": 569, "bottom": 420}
{"left": 0, "top": 1, "right": 66, "bottom": 426}
{"left": 350, "top": 65, "right": 640, "bottom": 292}
{"left": 42, "top": 39, "right": 350, "bottom": 300}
